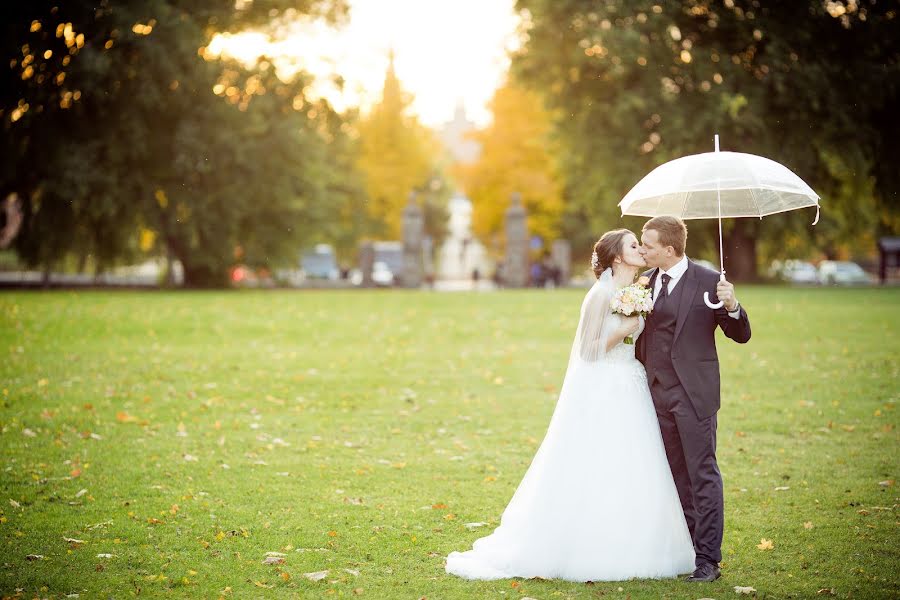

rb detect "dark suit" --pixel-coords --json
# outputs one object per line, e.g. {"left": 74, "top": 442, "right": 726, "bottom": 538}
{"left": 636, "top": 259, "right": 751, "bottom": 569}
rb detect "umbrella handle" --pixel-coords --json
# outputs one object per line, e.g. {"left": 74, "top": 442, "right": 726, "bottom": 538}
{"left": 704, "top": 272, "right": 726, "bottom": 309}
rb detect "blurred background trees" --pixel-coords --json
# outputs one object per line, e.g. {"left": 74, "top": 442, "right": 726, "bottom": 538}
{"left": 456, "top": 80, "right": 564, "bottom": 253}
{"left": 1, "top": 0, "right": 368, "bottom": 286}
{"left": 2, "top": 0, "right": 896, "bottom": 285}
{"left": 512, "top": 0, "right": 899, "bottom": 279}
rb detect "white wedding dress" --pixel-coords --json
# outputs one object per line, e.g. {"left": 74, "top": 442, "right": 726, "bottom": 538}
{"left": 446, "top": 268, "right": 695, "bottom": 582}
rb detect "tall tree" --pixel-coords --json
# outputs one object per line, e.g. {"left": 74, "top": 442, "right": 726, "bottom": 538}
{"left": 458, "top": 80, "right": 564, "bottom": 252}
{"left": 356, "top": 52, "right": 442, "bottom": 239}
{"left": 1, "top": 0, "right": 359, "bottom": 286}
{"left": 513, "top": 0, "right": 900, "bottom": 278}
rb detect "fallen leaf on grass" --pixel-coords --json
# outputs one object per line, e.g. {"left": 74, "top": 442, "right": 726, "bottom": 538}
{"left": 735, "top": 586, "right": 757, "bottom": 594}
{"left": 774, "top": 486, "right": 790, "bottom": 491}
{"left": 9, "top": 499, "right": 20, "bottom": 508}
{"left": 344, "top": 568, "right": 360, "bottom": 577}
{"left": 280, "top": 572, "right": 291, "bottom": 582}
{"left": 25, "top": 554, "right": 44, "bottom": 561}
{"left": 64, "top": 537, "right": 86, "bottom": 546}
{"left": 816, "top": 588, "right": 836, "bottom": 595}
{"left": 253, "top": 581, "right": 274, "bottom": 588}
{"left": 878, "top": 480, "right": 893, "bottom": 487}
{"left": 304, "top": 570, "right": 328, "bottom": 582}
{"left": 262, "top": 556, "right": 285, "bottom": 565}
{"left": 756, "top": 538, "right": 774, "bottom": 550}
{"left": 75, "top": 489, "right": 87, "bottom": 498}
{"left": 465, "top": 522, "right": 488, "bottom": 529}
{"left": 804, "top": 522, "right": 814, "bottom": 529}
{"left": 115, "top": 412, "right": 138, "bottom": 424}
{"left": 96, "top": 553, "right": 114, "bottom": 558}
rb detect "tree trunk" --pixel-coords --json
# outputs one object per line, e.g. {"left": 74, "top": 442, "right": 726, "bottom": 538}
{"left": 722, "top": 219, "right": 759, "bottom": 282}
{"left": 164, "top": 232, "right": 228, "bottom": 288}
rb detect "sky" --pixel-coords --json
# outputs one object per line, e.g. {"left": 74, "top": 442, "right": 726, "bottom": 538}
{"left": 208, "top": 0, "right": 521, "bottom": 128}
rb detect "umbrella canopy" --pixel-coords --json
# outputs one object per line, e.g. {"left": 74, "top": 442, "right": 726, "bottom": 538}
{"left": 619, "top": 149, "right": 820, "bottom": 221}
{"left": 619, "top": 135, "right": 820, "bottom": 308}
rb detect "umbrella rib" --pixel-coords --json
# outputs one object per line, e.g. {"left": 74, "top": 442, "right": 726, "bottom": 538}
{"left": 748, "top": 186, "right": 763, "bottom": 218}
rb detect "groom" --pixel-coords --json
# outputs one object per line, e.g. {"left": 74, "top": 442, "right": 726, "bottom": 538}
{"left": 636, "top": 216, "right": 751, "bottom": 583}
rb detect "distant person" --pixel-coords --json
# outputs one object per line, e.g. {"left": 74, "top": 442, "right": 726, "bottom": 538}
{"left": 529, "top": 262, "right": 544, "bottom": 287}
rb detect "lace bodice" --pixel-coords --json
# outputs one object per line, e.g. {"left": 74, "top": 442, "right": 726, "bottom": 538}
{"left": 604, "top": 314, "right": 644, "bottom": 363}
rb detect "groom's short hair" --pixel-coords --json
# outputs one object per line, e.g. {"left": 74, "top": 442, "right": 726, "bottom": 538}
{"left": 643, "top": 216, "right": 687, "bottom": 256}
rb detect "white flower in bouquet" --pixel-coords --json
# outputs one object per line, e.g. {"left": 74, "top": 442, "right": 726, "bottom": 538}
{"left": 611, "top": 279, "right": 654, "bottom": 344}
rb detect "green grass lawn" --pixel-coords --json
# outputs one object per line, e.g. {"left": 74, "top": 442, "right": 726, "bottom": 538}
{"left": 1, "top": 286, "right": 898, "bottom": 599}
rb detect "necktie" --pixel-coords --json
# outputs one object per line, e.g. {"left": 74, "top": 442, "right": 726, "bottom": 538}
{"left": 657, "top": 273, "right": 671, "bottom": 307}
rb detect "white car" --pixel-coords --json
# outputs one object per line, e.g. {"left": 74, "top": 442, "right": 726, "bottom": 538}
{"left": 817, "top": 261, "right": 872, "bottom": 285}
{"left": 371, "top": 261, "right": 395, "bottom": 287}
{"left": 780, "top": 260, "right": 819, "bottom": 285}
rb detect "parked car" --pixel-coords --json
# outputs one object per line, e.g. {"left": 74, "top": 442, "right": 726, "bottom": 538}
{"left": 817, "top": 260, "right": 872, "bottom": 285}
{"left": 371, "top": 261, "right": 395, "bottom": 287}
{"left": 779, "top": 260, "right": 819, "bottom": 285}
{"left": 301, "top": 244, "right": 339, "bottom": 280}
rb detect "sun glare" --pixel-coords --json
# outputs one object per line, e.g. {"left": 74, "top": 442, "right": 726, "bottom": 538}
{"left": 208, "top": 0, "right": 520, "bottom": 127}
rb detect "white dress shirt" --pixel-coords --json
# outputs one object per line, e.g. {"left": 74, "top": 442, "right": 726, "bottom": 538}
{"left": 653, "top": 255, "right": 741, "bottom": 318}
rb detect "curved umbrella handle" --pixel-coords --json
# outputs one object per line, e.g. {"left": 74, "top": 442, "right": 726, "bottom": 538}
{"left": 704, "top": 272, "right": 726, "bottom": 309}
{"left": 812, "top": 204, "right": 820, "bottom": 225}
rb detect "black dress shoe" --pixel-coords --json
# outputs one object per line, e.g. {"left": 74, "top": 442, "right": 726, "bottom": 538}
{"left": 685, "top": 563, "right": 721, "bottom": 582}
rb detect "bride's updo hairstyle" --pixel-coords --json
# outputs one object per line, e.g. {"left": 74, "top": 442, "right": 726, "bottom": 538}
{"left": 591, "top": 229, "right": 634, "bottom": 278}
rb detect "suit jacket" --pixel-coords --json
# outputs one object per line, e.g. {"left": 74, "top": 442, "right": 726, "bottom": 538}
{"left": 636, "top": 259, "right": 751, "bottom": 419}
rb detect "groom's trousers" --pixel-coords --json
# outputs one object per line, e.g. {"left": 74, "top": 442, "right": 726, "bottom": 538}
{"left": 650, "top": 379, "right": 723, "bottom": 568}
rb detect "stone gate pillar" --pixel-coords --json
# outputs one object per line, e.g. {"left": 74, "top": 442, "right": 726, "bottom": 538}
{"left": 401, "top": 191, "right": 424, "bottom": 288}
{"left": 551, "top": 239, "right": 571, "bottom": 286}
{"left": 504, "top": 192, "right": 528, "bottom": 287}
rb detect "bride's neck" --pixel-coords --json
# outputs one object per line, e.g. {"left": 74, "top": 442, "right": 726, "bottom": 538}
{"left": 612, "top": 265, "right": 638, "bottom": 288}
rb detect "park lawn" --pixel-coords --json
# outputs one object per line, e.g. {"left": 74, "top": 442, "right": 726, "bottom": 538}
{"left": 0, "top": 286, "right": 897, "bottom": 599}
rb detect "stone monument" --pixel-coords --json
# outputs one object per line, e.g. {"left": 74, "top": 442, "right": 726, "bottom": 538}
{"left": 551, "top": 239, "right": 571, "bottom": 286}
{"left": 401, "top": 191, "right": 424, "bottom": 288}
{"left": 504, "top": 192, "right": 529, "bottom": 287}
{"left": 359, "top": 241, "right": 374, "bottom": 287}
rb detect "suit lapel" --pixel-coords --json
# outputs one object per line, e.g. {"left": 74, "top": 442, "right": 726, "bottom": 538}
{"left": 647, "top": 268, "right": 659, "bottom": 300}
{"left": 673, "top": 260, "right": 699, "bottom": 343}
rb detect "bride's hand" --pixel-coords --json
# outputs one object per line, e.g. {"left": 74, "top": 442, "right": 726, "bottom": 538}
{"left": 622, "top": 315, "right": 640, "bottom": 336}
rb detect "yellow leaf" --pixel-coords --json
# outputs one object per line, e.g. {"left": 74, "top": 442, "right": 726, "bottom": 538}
{"left": 756, "top": 538, "right": 774, "bottom": 550}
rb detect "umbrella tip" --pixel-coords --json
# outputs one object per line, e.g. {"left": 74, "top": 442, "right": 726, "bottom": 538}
{"left": 714, "top": 134, "right": 720, "bottom": 152}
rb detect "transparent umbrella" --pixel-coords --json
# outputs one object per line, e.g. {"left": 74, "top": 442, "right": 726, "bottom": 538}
{"left": 619, "top": 135, "right": 820, "bottom": 308}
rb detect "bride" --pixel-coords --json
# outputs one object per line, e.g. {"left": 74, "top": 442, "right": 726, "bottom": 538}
{"left": 446, "top": 229, "right": 695, "bottom": 582}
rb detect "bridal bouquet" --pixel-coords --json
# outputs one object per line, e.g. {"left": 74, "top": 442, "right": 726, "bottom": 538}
{"left": 610, "top": 276, "right": 653, "bottom": 344}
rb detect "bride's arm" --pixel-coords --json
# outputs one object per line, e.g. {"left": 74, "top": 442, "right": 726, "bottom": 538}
{"left": 605, "top": 315, "right": 640, "bottom": 352}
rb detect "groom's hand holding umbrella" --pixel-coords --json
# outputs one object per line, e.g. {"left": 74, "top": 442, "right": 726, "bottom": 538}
{"left": 715, "top": 279, "right": 739, "bottom": 312}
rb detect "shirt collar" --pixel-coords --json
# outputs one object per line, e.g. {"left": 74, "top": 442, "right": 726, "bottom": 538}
{"left": 661, "top": 255, "right": 689, "bottom": 280}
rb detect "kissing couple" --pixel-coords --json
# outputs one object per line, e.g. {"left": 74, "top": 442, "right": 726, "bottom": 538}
{"left": 447, "top": 215, "right": 751, "bottom": 583}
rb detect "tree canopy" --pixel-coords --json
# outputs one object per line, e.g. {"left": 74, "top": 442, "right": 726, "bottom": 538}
{"left": 512, "top": 0, "right": 899, "bottom": 278}
{"left": 457, "top": 80, "right": 564, "bottom": 252}
{"left": 1, "top": 0, "right": 366, "bottom": 286}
